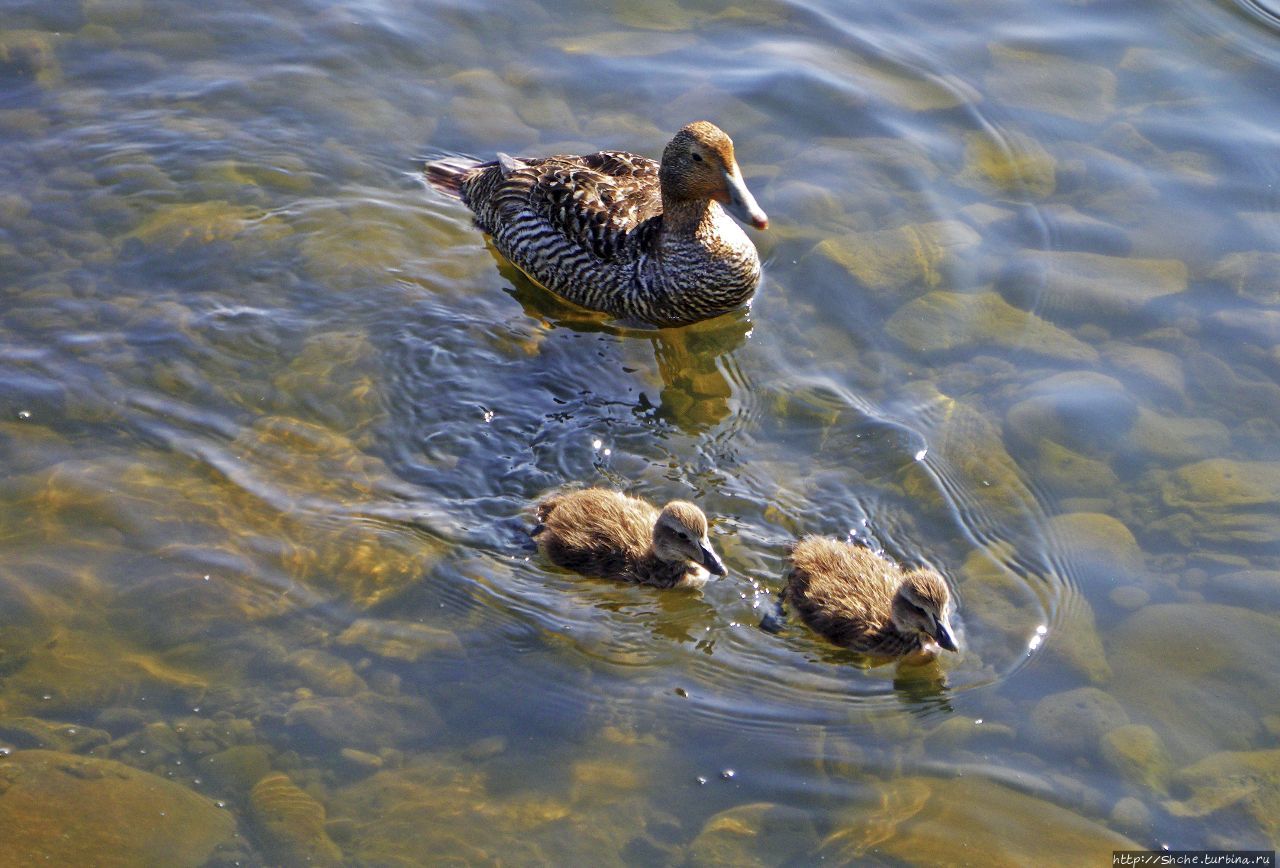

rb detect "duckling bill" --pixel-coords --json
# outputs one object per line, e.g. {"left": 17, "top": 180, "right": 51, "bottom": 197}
{"left": 426, "top": 121, "right": 767, "bottom": 326}
{"left": 782, "top": 536, "right": 958, "bottom": 663}
{"left": 532, "top": 488, "right": 726, "bottom": 588}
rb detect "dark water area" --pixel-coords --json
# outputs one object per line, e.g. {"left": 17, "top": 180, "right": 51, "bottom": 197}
{"left": 1, "top": 0, "right": 1279, "bottom": 862}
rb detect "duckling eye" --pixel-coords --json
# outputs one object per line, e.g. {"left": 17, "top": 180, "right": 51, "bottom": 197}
{"left": 690, "top": 152, "right": 703, "bottom": 163}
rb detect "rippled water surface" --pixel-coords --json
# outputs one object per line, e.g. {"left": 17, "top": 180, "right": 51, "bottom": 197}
{"left": 2, "top": 0, "right": 1279, "bottom": 862}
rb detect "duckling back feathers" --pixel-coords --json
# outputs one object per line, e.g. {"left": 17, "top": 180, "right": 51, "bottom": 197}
{"left": 783, "top": 536, "right": 955, "bottom": 658}
{"left": 534, "top": 488, "right": 724, "bottom": 588}
{"left": 427, "top": 121, "right": 765, "bottom": 326}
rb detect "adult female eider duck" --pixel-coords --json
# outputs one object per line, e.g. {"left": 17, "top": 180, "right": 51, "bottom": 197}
{"left": 426, "top": 121, "right": 768, "bottom": 326}
{"left": 782, "top": 536, "right": 959, "bottom": 663}
{"left": 532, "top": 488, "right": 727, "bottom": 587}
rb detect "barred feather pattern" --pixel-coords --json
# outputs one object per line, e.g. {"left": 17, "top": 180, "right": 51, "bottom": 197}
{"left": 452, "top": 150, "right": 761, "bottom": 325}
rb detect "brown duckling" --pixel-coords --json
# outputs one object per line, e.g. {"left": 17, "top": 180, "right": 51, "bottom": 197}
{"left": 782, "top": 536, "right": 958, "bottom": 663}
{"left": 533, "top": 488, "right": 726, "bottom": 588}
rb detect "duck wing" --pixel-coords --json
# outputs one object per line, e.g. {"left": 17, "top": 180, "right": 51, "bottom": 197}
{"left": 466, "top": 150, "right": 663, "bottom": 263}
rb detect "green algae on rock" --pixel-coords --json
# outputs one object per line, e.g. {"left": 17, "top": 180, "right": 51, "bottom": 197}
{"left": 820, "top": 775, "right": 1137, "bottom": 865}
{"left": 1164, "top": 748, "right": 1280, "bottom": 847}
{"left": 249, "top": 772, "right": 344, "bottom": 867}
{"left": 886, "top": 291, "right": 1098, "bottom": 363}
{"left": 1102, "top": 724, "right": 1173, "bottom": 795}
{"left": 124, "top": 200, "right": 290, "bottom": 249}
{"left": 1032, "top": 440, "right": 1121, "bottom": 500}
{"left": 812, "top": 221, "right": 981, "bottom": 297}
{"left": 1157, "top": 459, "right": 1280, "bottom": 545}
{"left": 956, "top": 129, "right": 1056, "bottom": 200}
{"left": 896, "top": 383, "right": 1042, "bottom": 527}
{"left": 1129, "top": 408, "right": 1230, "bottom": 465}
{"left": 0, "top": 749, "right": 237, "bottom": 865}
{"left": 687, "top": 802, "right": 818, "bottom": 868}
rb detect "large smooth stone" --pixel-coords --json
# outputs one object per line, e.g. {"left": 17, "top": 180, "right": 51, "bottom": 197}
{"left": 1165, "top": 748, "right": 1280, "bottom": 847}
{"left": 0, "top": 750, "right": 237, "bottom": 865}
{"left": 688, "top": 802, "right": 817, "bottom": 867}
{"left": 886, "top": 291, "right": 1098, "bottom": 363}
{"left": 820, "top": 775, "right": 1137, "bottom": 865}
{"left": 1158, "top": 459, "right": 1280, "bottom": 545}
{"left": 999, "top": 251, "right": 1187, "bottom": 325}
{"left": 1030, "top": 687, "right": 1130, "bottom": 757}
{"left": 1111, "top": 604, "right": 1280, "bottom": 761}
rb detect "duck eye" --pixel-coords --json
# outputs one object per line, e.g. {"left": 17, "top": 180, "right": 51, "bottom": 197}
{"left": 690, "top": 152, "right": 703, "bottom": 162}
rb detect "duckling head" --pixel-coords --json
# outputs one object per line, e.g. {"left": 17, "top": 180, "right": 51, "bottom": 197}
{"left": 660, "top": 121, "right": 768, "bottom": 230}
{"left": 891, "top": 569, "right": 959, "bottom": 653}
{"left": 653, "top": 501, "right": 727, "bottom": 576}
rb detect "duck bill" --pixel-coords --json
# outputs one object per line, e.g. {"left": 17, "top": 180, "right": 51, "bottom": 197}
{"left": 933, "top": 620, "right": 959, "bottom": 653}
{"left": 699, "top": 542, "right": 728, "bottom": 577}
{"left": 721, "top": 168, "right": 768, "bottom": 230}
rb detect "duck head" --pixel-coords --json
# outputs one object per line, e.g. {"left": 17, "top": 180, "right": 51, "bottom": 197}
{"left": 660, "top": 121, "right": 768, "bottom": 230}
{"left": 891, "top": 568, "right": 959, "bottom": 653}
{"left": 653, "top": 500, "right": 727, "bottom": 576}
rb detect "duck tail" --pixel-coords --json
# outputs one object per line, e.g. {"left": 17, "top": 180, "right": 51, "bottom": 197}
{"left": 423, "top": 156, "right": 482, "bottom": 198}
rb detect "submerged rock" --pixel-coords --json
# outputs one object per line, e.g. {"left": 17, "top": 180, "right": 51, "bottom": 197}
{"left": 1030, "top": 687, "right": 1130, "bottom": 757}
{"left": 820, "top": 775, "right": 1136, "bottom": 864}
{"left": 687, "top": 802, "right": 817, "bottom": 867}
{"left": 1032, "top": 440, "right": 1120, "bottom": 500}
{"left": 999, "top": 251, "right": 1187, "bottom": 325}
{"left": 336, "top": 618, "right": 465, "bottom": 663}
{"left": 1103, "top": 344, "right": 1186, "bottom": 407}
{"left": 1209, "top": 251, "right": 1280, "bottom": 306}
{"left": 0, "top": 749, "right": 236, "bottom": 865}
{"left": 1128, "top": 408, "right": 1230, "bottom": 465}
{"left": 1165, "top": 748, "right": 1280, "bottom": 847}
{"left": 1005, "top": 371, "right": 1137, "bottom": 456}
{"left": 124, "top": 200, "right": 289, "bottom": 249}
{"left": 1102, "top": 724, "right": 1173, "bottom": 795}
{"left": 987, "top": 45, "right": 1116, "bottom": 123}
{"left": 0, "top": 30, "right": 64, "bottom": 88}
{"left": 284, "top": 691, "right": 439, "bottom": 750}
{"left": 1158, "top": 459, "right": 1280, "bottom": 545}
{"left": 896, "top": 384, "right": 1041, "bottom": 528}
{"left": 1111, "top": 604, "right": 1280, "bottom": 761}
{"left": 249, "top": 772, "right": 343, "bottom": 867}
{"left": 812, "top": 221, "right": 980, "bottom": 298}
{"left": 956, "top": 129, "right": 1056, "bottom": 200}
{"left": 1046, "top": 512, "right": 1145, "bottom": 589}
{"left": 886, "top": 291, "right": 1097, "bottom": 363}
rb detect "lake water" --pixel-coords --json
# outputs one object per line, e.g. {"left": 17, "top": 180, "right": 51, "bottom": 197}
{"left": 2, "top": 0, "right": 1279, "bottom": 862}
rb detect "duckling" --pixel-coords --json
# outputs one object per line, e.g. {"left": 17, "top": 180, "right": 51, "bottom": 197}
{"left": 532, "top": 488, "right": 727, "bottom": 588}
{"left": 425, "top": 121, "right": 767, "bottom": 326}
{"left": 782, "top": 536, "right": 959, "bottom": 663}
